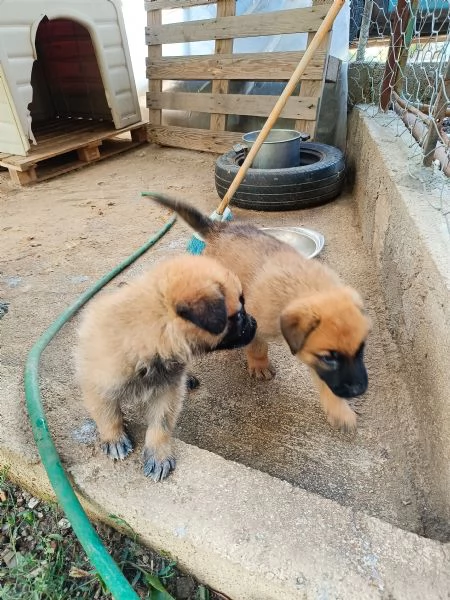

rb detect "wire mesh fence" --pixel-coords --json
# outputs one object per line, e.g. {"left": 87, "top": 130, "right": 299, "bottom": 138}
{"left": 348, "top": 0, "right": 450, "bottom": 231}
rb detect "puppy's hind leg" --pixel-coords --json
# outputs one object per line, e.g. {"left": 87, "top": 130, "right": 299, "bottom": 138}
{"left": 310, "top": 371, "right": 357, "bottom": 432}
{"left": 83, "top": 387, "right": 133, "bottom": 460}
{"left": 143, "top": 383, "right": 184, "bottom": 482}
{"left": 245, "top": 335, "right": 276, "bottom": 381}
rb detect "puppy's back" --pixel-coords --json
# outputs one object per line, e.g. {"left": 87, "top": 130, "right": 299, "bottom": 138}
{"left": 75, "top": 264, "right": 167, "bottom": 391}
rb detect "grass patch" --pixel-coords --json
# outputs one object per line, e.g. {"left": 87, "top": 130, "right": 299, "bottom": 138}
{"left": 0, "top": 469, "right": 226, "bottom": 599}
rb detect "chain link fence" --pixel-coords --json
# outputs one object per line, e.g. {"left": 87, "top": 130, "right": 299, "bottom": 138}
{"left": 348, "top": 0, "right": 450, "bottom": 231}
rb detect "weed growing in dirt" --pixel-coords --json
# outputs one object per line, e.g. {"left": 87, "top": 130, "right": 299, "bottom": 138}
{"left": 0, "top": 469, "right": 224, "bottom": 599}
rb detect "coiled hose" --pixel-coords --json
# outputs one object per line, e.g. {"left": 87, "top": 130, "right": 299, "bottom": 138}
{"left": 24, "top": 215, "right": 176, "bottom": 599}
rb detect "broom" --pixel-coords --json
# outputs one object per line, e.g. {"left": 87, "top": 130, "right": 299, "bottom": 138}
{"left": 143, "top": 0, "right": 345, "bottom": 254}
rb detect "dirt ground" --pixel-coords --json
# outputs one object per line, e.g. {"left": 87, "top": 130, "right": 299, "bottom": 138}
{"left": 0, "top": 143, "right": 434, "bottom": 541}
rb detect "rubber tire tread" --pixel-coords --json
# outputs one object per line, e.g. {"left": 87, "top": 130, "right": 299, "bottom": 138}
{"left": 215, "top": 141, "right": 346, "bottom": 211}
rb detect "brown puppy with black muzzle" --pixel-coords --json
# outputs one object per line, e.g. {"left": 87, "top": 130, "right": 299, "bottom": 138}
{"left": 148, "top": 194, "right": 371, "bottom": 432}
{"left": 75, "top": 254, "right": 257, "bottom": 481}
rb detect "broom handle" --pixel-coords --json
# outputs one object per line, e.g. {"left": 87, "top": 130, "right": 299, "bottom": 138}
{"left": 216, "top": 0, "right": 345, "bottom": 215}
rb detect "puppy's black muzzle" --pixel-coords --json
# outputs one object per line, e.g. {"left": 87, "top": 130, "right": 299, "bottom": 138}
{"left": 316, "top": 352, "right": 368, "bottom": 399}
{"left": 331, "top": 377, "right": 368, "bottom": 399}
{"left": 214, "top": 309, "right": 257, "bottom": 351}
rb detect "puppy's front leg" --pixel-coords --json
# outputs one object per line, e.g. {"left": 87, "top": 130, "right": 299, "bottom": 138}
{"left": 245, "top": 335, "right": 276, "bottom": 381}
{"left": 310, "top": 371, "right": 357, "bottom": 432}
{"left": 83, "top": 388, "right": 133, "bottom": 460}
{"left": 143, "top": 384, "right": 184, "bottom": 482}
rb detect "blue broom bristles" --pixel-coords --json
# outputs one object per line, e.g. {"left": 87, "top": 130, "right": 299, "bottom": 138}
{"left": 186, "top": 234, "right": 206, "bottom": 255}
{"left": 186, "top": 207, "right": 233, "bottom": 255}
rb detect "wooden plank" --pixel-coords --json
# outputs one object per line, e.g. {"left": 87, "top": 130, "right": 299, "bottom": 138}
{"left": 34, "top": 122, "right": 103, "bottom": 146}
{"left": 148, "top": 7, "right": 162, "bottom": 126}
{"left": 0, "top": 121, "right": 148, "bottom": 170}
{"left": 147, "top": 91, "right": 318, "bottom": 120}
{"left": 325, "top": 55, "right": 340, "bottom": 83}
{"left": 145, "top": 0, "right": 216, "bottom": 9}
{"left": 5, "top": 137, "right": 147, "bottom": 186}
{"left": 30, "top": 121, "right": 146, "bottom": 157}
{"left": 77, "top": 143, "right": 101, "bottom": 162}
{"left": 144, "top": 0, "right": 333, "bottom": 153}
{"left": 210, "top": 0, "right": 235, "bottom": 132}
{"left": 146, "top": 51, "right": 327, "bottom": 81}
{"left": 33, "top": 118, "right": 110, "bottom": 138}
{"left": 30, "top": 124, "right": 105, "bottom": 155}
{"left": 9, "top": 167, "right": 37, "bottom": 185}
{"left": 295, "top": 77, "right": 324, "bottom": 137}
{"left": 148, "top": 124, "right": 242, "bottom": 153}
{"left": 131, "top": 126, "right": 149, "bottom": 143}
{"left": 33, "top": 118, "right": 95, "bottom": 135}
{"left": 146, "top": 5, "right": 331, "bottom": 44}
{"left": 295, "top": 2, "right": 330, "bottom": 139}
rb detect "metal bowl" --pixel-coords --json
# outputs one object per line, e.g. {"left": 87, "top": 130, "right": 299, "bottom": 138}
{"left": 261, "top": 226, "right": 325, "bottom": 259}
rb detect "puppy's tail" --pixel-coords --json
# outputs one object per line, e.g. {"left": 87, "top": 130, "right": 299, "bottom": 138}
{"left": 144, "top": 192, "right": 216, "bottom": 238}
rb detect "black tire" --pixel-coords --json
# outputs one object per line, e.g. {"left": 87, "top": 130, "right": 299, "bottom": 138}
{"left": 215, "top": 142, "right": 346, "bottom": 212}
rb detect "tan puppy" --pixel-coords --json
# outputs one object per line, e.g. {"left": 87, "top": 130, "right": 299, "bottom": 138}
{"left": 75, "top": 254, "right": 257, "bottom": 481}
{"left": 148, "top": 194, "right": 371, "bottom": 432}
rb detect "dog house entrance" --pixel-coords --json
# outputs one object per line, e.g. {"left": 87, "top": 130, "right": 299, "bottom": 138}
{"left": 0, "top": 3, "right": 145, "bottom": 185}
{"left": 29, "top": 17, "right": 113, "bottom": 142}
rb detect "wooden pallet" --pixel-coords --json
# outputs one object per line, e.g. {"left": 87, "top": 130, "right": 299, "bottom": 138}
{"left": 0, "top": 119, "right": 148, "bottom": 186}
{"left": 145, "top": 0, "right": 333, "bottom": 153}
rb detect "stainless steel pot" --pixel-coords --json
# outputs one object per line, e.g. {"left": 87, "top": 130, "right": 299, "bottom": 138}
{"left": 242, "top": 129, "right": 303, "bottom": 169}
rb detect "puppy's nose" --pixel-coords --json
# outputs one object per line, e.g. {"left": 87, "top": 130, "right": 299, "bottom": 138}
{"left": 346, "top": 382, "right": 367, "bottom": 397}
{"left": 244, "top": 314, "right": 257, "bottom": 330}
{"left": 229, "top": 309, "right": 244, "bottom": 326}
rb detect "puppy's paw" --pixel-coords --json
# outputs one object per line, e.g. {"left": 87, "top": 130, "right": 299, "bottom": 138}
{"left": 101, "top": 432, "right": 133, "bottom": 460}
{"left": 249, "top": 366, "right": 276, "bottom": 381}
{"left": 143, "top": 447, "right": 176, "bottom": 482}
{"left": 247, "top": 362, "right": 276, "bottom": 381}
{"left": 326, "top": 401, "right": 357, "bottom": 433}
{"left": 247, "top": 354, "right": 276, "bottom": 381}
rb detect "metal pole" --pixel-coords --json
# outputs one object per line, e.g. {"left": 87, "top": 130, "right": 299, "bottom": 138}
{"left": 393, "top": 0, "right": 420, "bottom": 95}
{"left": 422, "top": 58, "right": 450, "bottom": 167}
{"left": 356, "top": 0, "right": 374, "bottom": 62}
{"left": 380, "top": 0, "right": 411, "bottom": 110}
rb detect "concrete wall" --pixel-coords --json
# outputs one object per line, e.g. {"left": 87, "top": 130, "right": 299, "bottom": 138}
{"left": 347, "top": 108, "right": 450, "bottom": 541}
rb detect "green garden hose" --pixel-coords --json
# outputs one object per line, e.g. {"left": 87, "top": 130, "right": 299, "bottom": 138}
{"left": 24, "top": 215, "right": 176, "bottom": 599}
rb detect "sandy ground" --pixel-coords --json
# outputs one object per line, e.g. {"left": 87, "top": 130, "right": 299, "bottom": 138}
{"left": 0, "top": 144, "right": 430, "bottom": 538}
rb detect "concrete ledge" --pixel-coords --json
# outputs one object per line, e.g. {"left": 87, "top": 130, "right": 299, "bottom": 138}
{"left": 4, "top": 439, "right": 449, "bottom": 600}
{"left": 347, "top": 107, "right": 450, "bottom": 537}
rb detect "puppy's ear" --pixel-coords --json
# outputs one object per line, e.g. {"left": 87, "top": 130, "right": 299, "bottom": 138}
{"left": 176, "top": 296, "right": 227, "bottom": 335}
{"left": 280, "top": 305, "right": 320, "bottom": 355}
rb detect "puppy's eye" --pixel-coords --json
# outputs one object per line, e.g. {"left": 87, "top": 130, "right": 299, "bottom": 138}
{"left": 138, "top": 366, "right": 148, "bottom": 378}
{"left": 317, "top": 351, "right": 339, "bottom": 370}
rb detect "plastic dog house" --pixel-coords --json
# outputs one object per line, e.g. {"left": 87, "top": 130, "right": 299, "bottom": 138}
{"left": 0, "top": 0, "right": 141, "bottom": 157}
